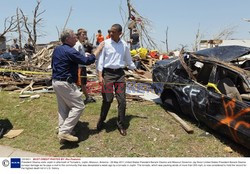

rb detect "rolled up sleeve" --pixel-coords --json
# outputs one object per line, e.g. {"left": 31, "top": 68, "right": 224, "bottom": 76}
{"left": 97, "top": 49, "right": 105, "bottom": 72}
{"left": 124, "top": 46, "right": 136, "bottom": 70}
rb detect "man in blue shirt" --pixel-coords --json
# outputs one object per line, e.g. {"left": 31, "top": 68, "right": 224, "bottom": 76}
{"left": 52, "top": 29, "right": 103, "bottom": 143}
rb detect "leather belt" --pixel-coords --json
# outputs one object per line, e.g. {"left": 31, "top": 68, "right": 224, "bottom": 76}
{"left": 53, "top": 77, "right": 74, "bottom": 84}
{"left": 103, "top": 68, "right": 123, "bottom": 73}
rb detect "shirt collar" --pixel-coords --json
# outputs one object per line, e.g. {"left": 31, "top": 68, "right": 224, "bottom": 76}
{"left": 111, "top": 38, "right": 122, "bottom": 44}
{"left": 63, "top": 43, "right": 71, "bottom": 47}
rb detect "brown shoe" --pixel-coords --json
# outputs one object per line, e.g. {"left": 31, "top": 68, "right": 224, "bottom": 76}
{"left": 58, "top": 133, "right": 78, "bottom": 142}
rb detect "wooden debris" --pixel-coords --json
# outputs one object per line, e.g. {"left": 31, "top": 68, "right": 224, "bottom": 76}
{"left": 166, "top": 111, "right": 194, "bottom": 134}
{"left": 127, "top": 77, "right": 152, "bottom": 83}
{"left": 31, "top": 44, "right": 58, "bottom": 68}
{"left": 141, "top": 61, "right": 152, "bottom": 72}
{"left": 20, "top": 80, "right": 34, "bottom": 94}
{"left": 4, "top": 129, "right": 24, "bottom": 139}
{"left": 0, "top": 42, "right": 159, "bottom": 93}
{"left": 19, "top": 94, "right": 30, "bottom": 98}
{"left": 126, "top": 94, "right": 144, "bottom": 101}
{"left": 30, "top": 94, "right": 40, "bottom": 99}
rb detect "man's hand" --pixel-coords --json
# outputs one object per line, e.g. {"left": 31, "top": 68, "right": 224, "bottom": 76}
{"left": 85, "top": 52, "right": 91, "bottom": 58}
{"left": 93, "top": 41, "right": 104, "bottom": 57}
{"left": 98, "top": 76, "right": 103, "bottom": 83}
{"left": 98, "top": 71, "right": 104, "bottom": 85}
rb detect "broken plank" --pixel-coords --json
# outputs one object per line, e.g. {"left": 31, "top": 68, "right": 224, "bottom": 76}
{"left": 166, "top": 111, "right": 194, "bottom": 134}
{"left": 141, "top": 61, "right": 152, "bottom": 72}
{"left": 20, "top": 80, "right": 35, "bottom": 95}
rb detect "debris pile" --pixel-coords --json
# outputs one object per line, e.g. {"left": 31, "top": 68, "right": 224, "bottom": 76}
{"left": 0, "top": 42, "right": 167, "bottom": 96}
{"left": 31, "top": 44, "right": 58, "bottom": 69}
{"left": 0, "top": 44, "right": 58, "bottom": 92}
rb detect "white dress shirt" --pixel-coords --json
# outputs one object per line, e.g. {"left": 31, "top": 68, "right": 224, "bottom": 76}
{"left": 97, "top": 38, "right": 136, "bottom": 72}
{"left": 74, "top": 40, "right": 86, "bottom": 67}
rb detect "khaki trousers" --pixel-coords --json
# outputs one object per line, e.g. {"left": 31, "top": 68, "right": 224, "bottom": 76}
{"left": 52, "top": 80, "right": 85, "bottom": 134}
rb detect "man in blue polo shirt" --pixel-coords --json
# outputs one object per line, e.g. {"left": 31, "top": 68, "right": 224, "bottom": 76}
{"left": 52, "top": 29, "right": 103, "bottom": 143}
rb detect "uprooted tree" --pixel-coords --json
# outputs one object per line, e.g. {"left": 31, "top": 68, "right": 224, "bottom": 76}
{"left": 119, "top": 0, "right": 157, "bottom": 50}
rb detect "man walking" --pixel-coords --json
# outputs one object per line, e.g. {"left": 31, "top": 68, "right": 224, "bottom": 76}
{"left": 52, "top": 29, "right": 103, "bottom": 143}
{"left": 96, "top": 24, "right": 141, "bottom": 136}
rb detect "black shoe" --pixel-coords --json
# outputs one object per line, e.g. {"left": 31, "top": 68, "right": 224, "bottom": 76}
{"left": 84, "top": 97, "right": 96, "bottom": 104}
{"left": 117, "top": 123, "right": 127, "bottom": 136}
{"left": 117, "top": 127, "right": 127, "bottom": 136}
{"left": 97, "top": 121, "right": 105, "bottom": 132}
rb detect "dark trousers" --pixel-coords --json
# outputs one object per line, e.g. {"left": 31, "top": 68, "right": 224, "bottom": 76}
{"left": 99, "top": 68, "right": 126, "bottom": 128}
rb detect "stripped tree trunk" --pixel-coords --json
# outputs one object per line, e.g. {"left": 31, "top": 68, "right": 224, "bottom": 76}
{"left": 16, "top": 8, "right": 22, "bottom": 50}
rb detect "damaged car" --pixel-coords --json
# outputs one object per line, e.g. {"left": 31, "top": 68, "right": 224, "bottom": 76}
{"left": 152, "top": 45, "right": 250, "bottom": 149}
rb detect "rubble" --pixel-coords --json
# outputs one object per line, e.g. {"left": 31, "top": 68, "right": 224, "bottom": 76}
{"left": 1, "top": 42, "right": 165, "bottom": 97}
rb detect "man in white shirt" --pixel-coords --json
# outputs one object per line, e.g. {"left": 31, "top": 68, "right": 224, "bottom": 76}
{"left": 96, "top": 24, "right": 139, "bottom": 136}
{"left": 74, "top": 28, "right": 96, "bottom": 104}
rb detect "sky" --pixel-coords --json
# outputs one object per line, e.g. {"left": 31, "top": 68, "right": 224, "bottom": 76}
{"left": 1, "top": 0, "right": 250, "bottom": 51}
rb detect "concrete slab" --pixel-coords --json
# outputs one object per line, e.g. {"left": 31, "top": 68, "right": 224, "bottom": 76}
{"left": 0, "top": 145, "right": 15, "bottom": 157}
{"left": 10, "top": 149, "right": 46, "bottom": 157}
{"left": 0, "top": 145, "right": 46, "bottom": 157}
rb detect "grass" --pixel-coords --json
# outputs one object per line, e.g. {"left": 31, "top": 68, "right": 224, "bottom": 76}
{"left": 0, "top": 91, "right": 249, "bottom": 157}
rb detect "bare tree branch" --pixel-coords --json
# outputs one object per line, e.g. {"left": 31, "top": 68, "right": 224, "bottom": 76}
{"left": 33, "top": 0, "right": 45, "bottom": 48}
{"left": 121, "top": 0, "right": 157, "bottom": 50}
{"left": 0, "top": 16, "right": 18, "bottom": 37}
{"left": 20, "top": 9, "right": 32, "bottom": 41}
{"left": 193, "top": 24, "right": 203, "bottom": 51}
{"left": 242, "top": 18, "right": 250, "bottom": 22}
{"left": 213, "top": 26, "right": 237, "bottom": 40}
{"left": 63, "top": 6, "right": 73, "bottom": 31}
{"left": 56, "top": 26, "right": 60, "bottom": 41}
{"left": 19, "top": 0, "right": 45, "bottom": 52}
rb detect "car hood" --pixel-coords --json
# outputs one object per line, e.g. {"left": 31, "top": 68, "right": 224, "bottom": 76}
{"left": 195, "top": 45, "right": 250, "bottom": 62}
